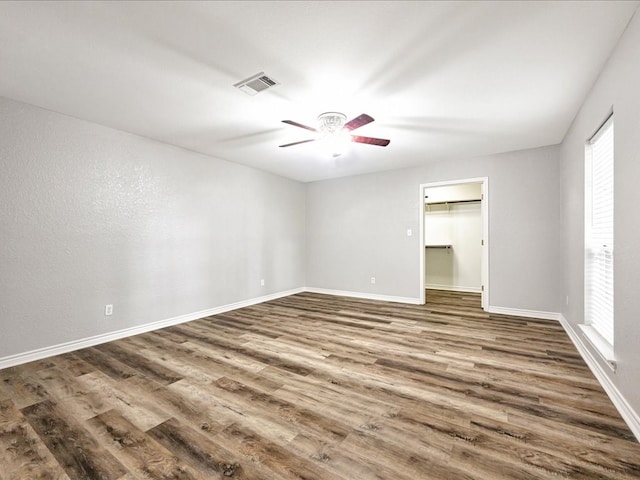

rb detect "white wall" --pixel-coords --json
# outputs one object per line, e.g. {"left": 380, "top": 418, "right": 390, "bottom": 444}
{"left": 560, "top": 9, "right": 640, "bottom": 430}
{"left": 0, "top": 97, "right": 306, "bottom": 360}
{"left": 425, "top": 202, "right": 482, "bottom": 292}
{"left": 306, "top": 145, "right": 561, "bottom": 313}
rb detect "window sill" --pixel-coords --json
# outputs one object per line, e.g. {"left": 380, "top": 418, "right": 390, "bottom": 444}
{"left": 578, "top": 324, "right": 616, "bottom": 372}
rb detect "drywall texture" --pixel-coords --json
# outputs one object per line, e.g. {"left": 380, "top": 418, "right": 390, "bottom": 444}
{"left": 560, "top": 9, "right": 640, "bottom": 416}
{"left": 306, "top": 145, "right": 561, "bottom": 313}
{"left": 0, "top": 97, "right": 305, "bottom": 358}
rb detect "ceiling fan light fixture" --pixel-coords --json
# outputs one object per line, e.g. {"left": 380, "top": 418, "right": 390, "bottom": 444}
{"left": 320, "top": 130, "right": 351, "bottom": 158}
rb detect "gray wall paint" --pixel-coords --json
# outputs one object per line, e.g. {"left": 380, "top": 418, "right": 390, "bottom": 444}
{"left": 306, "top": 145, "right": 561, "bottom": 313}
{"left": 0, "top": 97, "right": 306, "bottom": 358}
{"left": 560, "top": 10, "right": 640, "bottom": 413}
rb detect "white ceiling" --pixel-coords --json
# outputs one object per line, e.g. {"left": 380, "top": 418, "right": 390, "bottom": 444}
{"left": 0, "top": 1, "right": 637, "bottom": 182}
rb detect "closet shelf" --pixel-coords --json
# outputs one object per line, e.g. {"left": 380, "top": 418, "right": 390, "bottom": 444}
{"left": 425, "top": 199, "right": 480, "bottom": 206}
{"left": 425, "top": 245, "right": 452, "bottom": 249}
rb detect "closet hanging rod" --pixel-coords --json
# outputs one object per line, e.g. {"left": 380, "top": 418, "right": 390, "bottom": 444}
{"left": 424, "top": 199, "right": 481, "bottom": 206}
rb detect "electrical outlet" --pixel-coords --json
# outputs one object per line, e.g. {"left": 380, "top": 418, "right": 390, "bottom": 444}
{"left": 406, "top": 228, "right": 413, "bottom": 237}
{"left": 105, "top": 304, "right": 113, "bottom": 316}
{"left": 370, "top": 277, "right": 376, "bottom": 284}
{"left": 260, "top": 279, "right": 265, "bottom": 286}
{"left": 566, "top": 295, "right": 569, "bottom": 306}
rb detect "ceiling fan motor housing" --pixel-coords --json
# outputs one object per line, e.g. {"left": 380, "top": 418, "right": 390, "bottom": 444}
{"left": 318, "top": 112, "right": 347, "bottom": 134}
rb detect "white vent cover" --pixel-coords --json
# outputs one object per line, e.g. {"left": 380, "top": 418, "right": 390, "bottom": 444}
{"left": 233, "top": 72, "right": 278, "bottom": 96}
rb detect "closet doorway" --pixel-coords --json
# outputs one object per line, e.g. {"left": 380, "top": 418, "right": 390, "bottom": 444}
{"left": 419, "top": 178, "right": 488, "bottom": 309}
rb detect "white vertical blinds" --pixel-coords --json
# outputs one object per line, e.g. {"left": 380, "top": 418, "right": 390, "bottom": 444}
{"left": 585, "top": 115, "right": 614, "bottom": 346}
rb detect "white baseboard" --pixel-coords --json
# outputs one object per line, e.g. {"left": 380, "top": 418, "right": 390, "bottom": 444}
{"left": 558, "top": 315, "right": 640, "bottom": 442}
{"left": 304, "top": 287, "right": 422, "bottom": 305}
{"left": 486, "top": 305, "right": 561, "bottom": 321}
{"left": 0, "top": 287, "right": 304, "bottom": 370}
{"left": 426, "top": 284, "right": 482, "bottom": 293}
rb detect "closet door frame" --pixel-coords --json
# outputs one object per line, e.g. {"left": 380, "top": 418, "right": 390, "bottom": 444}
{"left": 419, "top": 177, "right": 489, "bottom": 309}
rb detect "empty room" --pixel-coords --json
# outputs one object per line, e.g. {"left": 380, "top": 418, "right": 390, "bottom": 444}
{"left": 2, "top": 1, "right": 640, "bottom": 479}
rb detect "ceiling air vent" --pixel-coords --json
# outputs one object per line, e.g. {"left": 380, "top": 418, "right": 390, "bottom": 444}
{"left": 233, "top": 72, "right": 278, "bottom": 96}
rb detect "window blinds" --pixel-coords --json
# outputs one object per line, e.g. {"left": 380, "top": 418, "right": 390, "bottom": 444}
{"left": 585, "top": 115, "right": 614, "bottom": 346}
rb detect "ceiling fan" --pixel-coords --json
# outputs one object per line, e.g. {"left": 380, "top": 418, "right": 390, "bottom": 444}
{"left": 279, "top": 112, "right": 390, "bottom": 149}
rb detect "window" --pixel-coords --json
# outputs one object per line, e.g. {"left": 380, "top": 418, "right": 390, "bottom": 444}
{"left": 584, "top": 114, "right": 614, "bottom": 358}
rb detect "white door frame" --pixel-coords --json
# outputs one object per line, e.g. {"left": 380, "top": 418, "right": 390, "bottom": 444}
{"left": 419, "top": 177, "right": 489, "bottom": 309}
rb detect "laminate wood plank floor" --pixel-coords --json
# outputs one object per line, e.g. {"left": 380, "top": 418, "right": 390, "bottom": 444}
{"left": 1, "top": 290, "right": 639, "bottom": 479}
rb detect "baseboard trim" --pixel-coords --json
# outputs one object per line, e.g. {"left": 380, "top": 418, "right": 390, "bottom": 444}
{"left": 426, "top": 284, "right": 482, "bottom": 293}
{"left": 486, "top": 305, "right": 561, "bottom": 321}
{"left": 0, "top": 287, "right": 304, "bottom": 370}
{"left": 304, "top": 287, "right": 422, "bottom": 305}
{"left": 559, "top": 314, "right": 640, "bottom": 442}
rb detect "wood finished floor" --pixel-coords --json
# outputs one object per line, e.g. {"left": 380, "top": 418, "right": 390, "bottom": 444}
{"left": 1, "top": 290, "right": 639, "bottom": 479}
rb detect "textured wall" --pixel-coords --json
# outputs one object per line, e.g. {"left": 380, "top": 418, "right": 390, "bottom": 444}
{"left": 0, "top": 97, "right": 306, "bottom": 358}
{"left": 306, "top": 145, "right": 561, "bottom": 313}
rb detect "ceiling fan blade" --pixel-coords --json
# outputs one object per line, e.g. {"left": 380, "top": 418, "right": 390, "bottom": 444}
{"left": 343, "top": 113, "right": 374, "bottom": 131}
{"left": 279, "top": 139, "right": 317, "bottom": 148}
{"left": 350, "top": 135, "right": 390, "bottom": 147}
{"left": 282, "top": 120, "right": 317, "bottom": 132}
